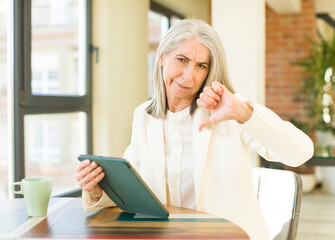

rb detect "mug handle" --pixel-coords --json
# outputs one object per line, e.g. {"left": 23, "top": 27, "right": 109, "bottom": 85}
{"left": 11, "top": 182, "right": 23, "bottom": 195}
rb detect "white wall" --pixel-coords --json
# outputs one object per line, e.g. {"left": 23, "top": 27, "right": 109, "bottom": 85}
{"left": 212, "top": 0, "right": 265, "bottom": 104}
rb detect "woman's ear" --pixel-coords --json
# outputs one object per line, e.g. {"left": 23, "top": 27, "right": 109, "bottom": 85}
{"left": 159, "top": 54, "right": 164, "bottom": 67}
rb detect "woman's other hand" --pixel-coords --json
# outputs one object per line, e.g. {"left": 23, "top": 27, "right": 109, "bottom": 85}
{"left": 76, "top": 160, "right": 104, "bottom": 198}
{"left": 197, "top": 81, "right": 254, "bottom": 131}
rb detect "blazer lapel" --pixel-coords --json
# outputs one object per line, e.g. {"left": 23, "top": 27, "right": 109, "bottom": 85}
{"left": 147, "top": 117, "right": 167, "bottom": 203}
{"left": 193, "top": 110, "right": 213, "bottom": 204}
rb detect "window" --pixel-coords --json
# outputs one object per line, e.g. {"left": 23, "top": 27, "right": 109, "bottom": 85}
{"left": 31, "top": 0, "right": 84, "bottom": 96}
{"left": 5, "top": 0, "right": 92, "bottom": 198}
{"left": 148, "top": 1, "right": 183, "bottom": 98}
{"left": 24, "top": 112, "right": 87, "bottom": 193}
{"left": 0, "top": 0, "right": 8, "bottom": 199}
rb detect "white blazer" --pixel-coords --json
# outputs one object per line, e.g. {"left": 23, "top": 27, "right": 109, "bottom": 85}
{"left": 83, "top": 95, "right": 313, "bottom": 240}
{"left": 122, "top": 96, "right": 313, "bottom": 240}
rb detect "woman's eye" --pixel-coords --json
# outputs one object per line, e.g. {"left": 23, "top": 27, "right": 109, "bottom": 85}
{"left": 199, "top": 64, "right": 208, "bottom": 69}
{"left": 177, "top": 58, "right": 186, "bottom": 63}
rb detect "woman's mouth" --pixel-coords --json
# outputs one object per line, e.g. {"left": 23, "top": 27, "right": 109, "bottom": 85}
{"left": 175, "top": 81, "right": 190, "bottom": 90}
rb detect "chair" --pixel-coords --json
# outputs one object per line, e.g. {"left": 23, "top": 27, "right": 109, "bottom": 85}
{"left": 253, "top": 167, "right": 303, "bottom": 240}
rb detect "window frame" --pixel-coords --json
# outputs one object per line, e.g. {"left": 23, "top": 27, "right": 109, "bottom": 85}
{"left": 150, "top": 1, "right": 184, "bottom": 28}
{"left": 12, "top": 0, "right": 92, "bottom": 191}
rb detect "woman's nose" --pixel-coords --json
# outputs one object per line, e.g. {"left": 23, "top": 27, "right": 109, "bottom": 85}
{"left": 182, "top": 64, "right": 194, "bottom": 81}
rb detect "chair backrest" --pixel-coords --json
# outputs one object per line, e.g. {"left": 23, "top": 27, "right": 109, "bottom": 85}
{"left": 253, "top": 167, "right": 302, "bottom": 240}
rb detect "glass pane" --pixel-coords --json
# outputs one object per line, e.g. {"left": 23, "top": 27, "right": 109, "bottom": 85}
{"left": 0, "top": 0, "right": 8, "bottom": 199}
{"left": 24, "top": 112, "right": 87, "bottom": 194}
{"left": 31, "top": 0, "right": 85, "bottom": 96}
{"left": 148, "top": 11, "right": 169, "bottom": 98}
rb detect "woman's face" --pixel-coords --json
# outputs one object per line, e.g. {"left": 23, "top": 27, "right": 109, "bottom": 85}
{"left": 160, "top": 38, "right": 210, "bottom": 104}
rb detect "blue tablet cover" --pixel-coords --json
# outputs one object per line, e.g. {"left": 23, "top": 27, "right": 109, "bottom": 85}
{"left": 78, "top": 154, "right": 169, "bottom": 218}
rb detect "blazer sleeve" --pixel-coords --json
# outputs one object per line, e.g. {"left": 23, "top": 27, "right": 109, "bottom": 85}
{"left": 82, "top": 190, "right": 116, "bottom": 212}
{"left": 239, "top": 96, "right": 314, "bottom": 167}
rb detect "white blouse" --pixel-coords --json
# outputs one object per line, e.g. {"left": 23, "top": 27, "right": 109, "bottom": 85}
{"left": 164, "top": 106, "right": 195, "bottom": 209}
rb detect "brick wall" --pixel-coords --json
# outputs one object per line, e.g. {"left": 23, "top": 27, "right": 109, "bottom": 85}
{"left": 266, "top": 0, "right": 317, "bottom": 123}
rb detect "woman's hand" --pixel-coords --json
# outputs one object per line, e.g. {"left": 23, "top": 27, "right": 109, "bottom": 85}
{"left": 76, "top": 160, "right": 104, "bottom": 199}
{"left": 197, "top": 81, "right": 254, "bottom": 131}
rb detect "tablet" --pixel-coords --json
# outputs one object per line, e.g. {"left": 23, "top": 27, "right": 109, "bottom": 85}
{"left": 78, "top": 154, "right": 169, "bottom": 218}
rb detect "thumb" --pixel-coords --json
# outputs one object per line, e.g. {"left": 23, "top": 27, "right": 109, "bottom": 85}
{"left": 199, "top": 116, "right": 217, "bottom": 132}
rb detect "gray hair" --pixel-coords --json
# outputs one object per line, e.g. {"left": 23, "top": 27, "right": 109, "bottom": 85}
{"left": 146, "top": 19, "right": 234, "bottom": 119}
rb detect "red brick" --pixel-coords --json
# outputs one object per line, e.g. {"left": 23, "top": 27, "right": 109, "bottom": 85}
{"left": 265, "top": 0, "right": 317, "bottom": 123}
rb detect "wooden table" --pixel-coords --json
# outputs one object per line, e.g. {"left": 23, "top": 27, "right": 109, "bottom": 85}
{"left": 0, "top": 198, "right": 250, "bottom": 239}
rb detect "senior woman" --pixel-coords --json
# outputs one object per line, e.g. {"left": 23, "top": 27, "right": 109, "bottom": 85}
{"left": 76, "top": 19, "right": 313, "bottom": 240}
